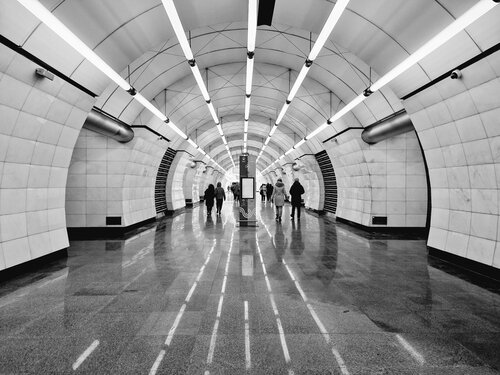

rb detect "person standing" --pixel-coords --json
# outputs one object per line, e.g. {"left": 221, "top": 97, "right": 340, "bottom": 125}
{"left": 289, "top": 177, "right": 305, "bottom": 220}
{"left": 266, "top": 182, "right": 273, "bottom": 202}
{"left": 233, "top": 182, "right": 241, "bottom": 205}
{"left": 271, "top": 178, "right": 287, "bottom": 222}
{"left": 215, "top": 182, "right": 226, "bottom": 215}
{"left": 204, "top": 184, "right": 215, "bottom": 216}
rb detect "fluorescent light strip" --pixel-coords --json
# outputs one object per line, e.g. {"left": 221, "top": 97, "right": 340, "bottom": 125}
{"left": 16, "top": 0, "right": 131, "bottom": 91}
{"left": 269, "top": 125, "right": 278, "bottom": 136}
{"left": 244, "top": 133, "right": 248, "bottom": 142}
{"left": 295, "top": 138, "right": 306, "bottom": 149}
{"left": 247, "top": 0, "right": 258, "bottom": 52}
{"left": 190, "top": 65, "right": 211, "bottom": 101}
{"left": 161, "top": 0, "right": 234, "bottom": 166}
{"left": 244, "top": 120, "right": 249, "bottom": 133}
{"left": 133, "top": 93, "right": 167, "bottom": 121}
{"left": 264, "top": 136, "right": 271, "bottom": 145}
{"left": 276, "top": 104, "right": 289, "bottom": 125}
{"left": 244, "top": 96, "right": 251, "bottom": 119}
{"left": 15, "top": 0, "right": 197, "bottom": 145}
{"left": 308, "top": 0, "right": 350, "bottom": 61}
{"left": 246, "top": 58, "right": 254, "bottom": 96}
{"left": 187, "top": 138, "right": 197, "bottom": 148}
{"left": 287, "top": 65, "right": 310, "bottom": 102}
{"left": 207, "top": 102, "right": 219, "bottom": 123}
{"left": 274, "top": 0, "right": 497, "bottom": 163}
{"left": 216, "top": 123, "right": 224, "bottom": 136}
{"left": 371, "top": 0, "right": 496, "bottom": 92}
{"left": 161, "top": 0, "right": 194, "bottom": 60}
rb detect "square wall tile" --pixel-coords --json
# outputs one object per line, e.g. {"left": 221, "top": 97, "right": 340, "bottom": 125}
{"left": 2, "top": 237, "right": 31, "bottom": 268}
{"left": 28, "top": 232, "right": 52, "bottom": 259}
{"left": 1, "top": 162, "right": 30, "bottom": 188}
{"left": 467, "top": 236, "right": 495, "bottom": 265}
{"left": 0, "top": 189, "right": 26, "bottom": 215}
{"left": 0, "top": 212, "right": 27, "bottom": 241}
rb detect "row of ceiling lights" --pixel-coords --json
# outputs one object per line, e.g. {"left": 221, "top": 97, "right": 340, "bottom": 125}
{"left": 261, "top": 0, "right": 498, "bottom": 174}
{"left": 16, "top": 0, "right": 227, "bottom": 173}
{"left": 17, "top": 0, "right": 499, "bottom": 174}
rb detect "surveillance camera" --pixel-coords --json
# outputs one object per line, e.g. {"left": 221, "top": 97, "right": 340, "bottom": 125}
{"left": 450, "top": 69, "right": 462, "bottom": 79}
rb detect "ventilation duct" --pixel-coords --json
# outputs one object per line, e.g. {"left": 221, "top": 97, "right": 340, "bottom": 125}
{"left": 361, "top": 111, "right": 414, "bottom": 145}
{"left": 83, "top": 107, "right": 134, "bottom": 143}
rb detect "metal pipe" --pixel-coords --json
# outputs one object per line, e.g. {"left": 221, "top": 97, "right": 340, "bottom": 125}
{"left": 83, "top": 108, "right": 134, "bottom": 143}
{"left": 361, "top": 111, "right": 413, "bottom": 144}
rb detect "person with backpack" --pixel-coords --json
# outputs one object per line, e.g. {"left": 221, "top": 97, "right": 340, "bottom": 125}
{"left": 204, "top": 184, "right": 215, "bottom": 216}
{"left": 215, "top": 182, "right": 226, "bottom": 215}
{"left": 289, "top": 177, "right": 305, "bottom": 220}
{"left": 271, "top": 178, "right": 288, "bottom": 222}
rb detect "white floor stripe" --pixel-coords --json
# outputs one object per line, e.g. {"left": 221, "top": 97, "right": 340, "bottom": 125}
{"left": 244, "top": 300, "right": 251, "bottom": 369}
{"left": 276, "top": 318, "right": 291, "bottom": 363}
{"left": 72, "top": 340, "right": 99, "bottom": 370}
{"left": 331, "top": 348, "right": 350, "bottom": 375}
{"left": 221, "top": 276, "right": 227, "bottom": 294}
{"left": 165, "top": 303, "right": 186, "bottom": 345}
{"left": 148, "top": 350, "right": 166, "bottom": 375}
{"left": 185, "top": 282, "right": 198, "bottom": 303}
{"left": 216, "top": 295, "right": 224, "bottom": 318}
{"left": 206, "top": 319, "right": 220, "bottom": 364}
{"left": 396, "top": 334, "right": 425, "bottom": 365}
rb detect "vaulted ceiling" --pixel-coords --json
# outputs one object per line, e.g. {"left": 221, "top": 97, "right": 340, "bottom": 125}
{"left": 3, "top": 0, "right": 499, "bottom": 172}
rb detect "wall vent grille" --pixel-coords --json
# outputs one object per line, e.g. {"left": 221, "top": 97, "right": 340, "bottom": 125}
{"left": 155, "top": 148, "right": 176, "bottom": 214}
{"left": 315, "top": 150, "right": 337, "bottom": 214}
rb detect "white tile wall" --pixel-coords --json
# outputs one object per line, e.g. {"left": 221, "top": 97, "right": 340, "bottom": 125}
{"left": 0, "top": 46, "right": 95, "bottom": 271}
{"left": 405, "top": 64, "right": 500, "bottom": 268}
{"left": 66, "top": 128, "right": 165, "bottom": 228}
{"left": 327, "top": 130, "right": 427, "bottom": 228}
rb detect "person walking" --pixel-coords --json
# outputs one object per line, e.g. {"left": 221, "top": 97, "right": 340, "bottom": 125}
{"left": 271, "top": 178, "right": 287, "bottom": 222}
{"left": 289, "top": 177, "right": 305, "bottom": 220}
{"left": 233, "top": 182, "right": 241, "bottom": 205}
{"left": 259, "top": 184, "right": 267, "bottom": 202}
{"left": 266, "top": 182, "right": 273, "bottom": 202}
{"left": 204, "top": 184, "right": 215, "bottom": 216}
{"left": 215, "top": 182, "right": 226, "bottom": 215}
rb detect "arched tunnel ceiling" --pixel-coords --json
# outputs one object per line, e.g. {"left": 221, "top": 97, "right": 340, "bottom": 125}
{"left": 5, "top": 0, "right": 499, "bottom": 169}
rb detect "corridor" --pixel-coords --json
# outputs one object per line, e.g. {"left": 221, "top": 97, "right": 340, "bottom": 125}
{"left": 0, "top": 202, "right": 499, "bottom": 374}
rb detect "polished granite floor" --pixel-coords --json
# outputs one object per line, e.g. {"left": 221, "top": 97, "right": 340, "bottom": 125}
{"left": 1, "top": 201, "right": 500, "bottom": 374}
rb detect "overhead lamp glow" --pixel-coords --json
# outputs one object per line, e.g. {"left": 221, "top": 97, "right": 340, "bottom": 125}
{"left": 216, "top": 123, "right": 224, "bottom": 136}
{"left": 169, "top": 121, "right": 188, "bottom": 140}
{"left": 191, "top": 65, "right": 211, "bottom": 102}
{"left": 308, "top": 0, "right": 350, "bottom": 61}
{"left": 328, "top": 94, "right": 365, "bottom": 123}
{"left": 244, "top": 120, "right": 249, "bottom": 133}
{"left": 264, "top": 136, "right": 271, "bottom": 145}
{"left": 306, "top": 122, "right": 329, "bottom": 140}
{"left": 222, "top": 136, "right": 227, "bottom": 145}
{"left": 244, "top": 96, "right": 251, "bottom": 119}
{"left": 207, "top": 102, "right": 219, "bottom": 124}
{"left": 245, "top": 58, "right": 254, "bottom": 96}
{"left": 198, "top": 147, "right": 206, "bottom": 155}
{"left": 247, "top": 0, "right": 258, "bottom": 52}
{"left": 284, "top": 149, "right": 294, "bottom": 156}
{"left": 187, "top": 138, "right": 197, "bottom": 148}
{"left": 276, "top": 103, "right": 289, "bottom": 125}
{"left": 371, "top": 0, "right": 496, "bottom": 92}
{"left": 133, "top": 93, "right": 167, "bottom": 121}
{"left": 244, "top": 133, "right": 248, "bottom": 142}
{"left": 295, "top": 138, "right": 306, "bottom": 149}
{"left": 16, "top": 0, "right": 131, "bottom": 91}
{"left": 279, "top": 155, "right": 286, "bottom": 160}
{"left": 287, "top": 65, "right": 310, "bottom": 102}
{"left": 269, "top": 124, "right": 278, "bottom": 136}
{"left": 161, "top": 0, "right": 194, "bottom": 60}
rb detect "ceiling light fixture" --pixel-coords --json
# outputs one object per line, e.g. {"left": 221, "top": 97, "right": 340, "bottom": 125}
{"left": 15, "top": 0, "right": 194, "bottom": 145}
{"left": 161, "top": 0, "right": 233, "bottom": 165}
{"left": 269, "top": 0, "right": 497, "bottom": 167}
{"left": 257, "top": 0, "right": 350, "bottom": 164}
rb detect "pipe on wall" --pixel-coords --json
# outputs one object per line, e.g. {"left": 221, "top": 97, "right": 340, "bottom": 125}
{"left": 361, "top": 111, "right": 414, "bottom": 145}
{"left": 83, "top": 107, "right": 134, "bottom": 143}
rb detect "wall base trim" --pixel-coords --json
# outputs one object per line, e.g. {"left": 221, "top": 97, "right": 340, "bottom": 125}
{"left": 0, "top": 248, "right": 68, "bottom": 282}
{"left": 335, "top": 217, "right": 429, "bottom": 238}
{"left": 67, "top": 217, "right": 157, "bottom": 240}
{"left": 428, "top": 247, "right": 500, "bottom": 283}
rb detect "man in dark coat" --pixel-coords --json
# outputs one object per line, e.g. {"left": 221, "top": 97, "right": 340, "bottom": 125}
{"left": 289, "top": 177, "right": 305, "bottom": 220}
{"left": 266, "top": 182, "right": 273, "bottom": 202}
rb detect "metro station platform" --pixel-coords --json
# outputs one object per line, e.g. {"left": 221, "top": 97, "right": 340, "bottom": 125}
{"left": 0, "top": 201, "right": 499, "bottom": 374}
